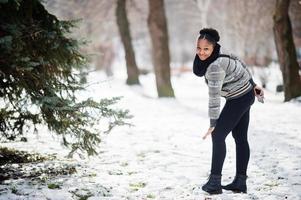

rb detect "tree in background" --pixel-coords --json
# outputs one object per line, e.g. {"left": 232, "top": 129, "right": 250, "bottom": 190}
{"left": 45, "top": 0, "right": 118, "bottom": 76}
{"left": 194, "top": 0, "right": 211, "bottom": 28}
{"left": 290, "top": 0, "right": 301, "bottom": 50}
{"left": 216, "top": 0, "right": 275, "bottom": 65}
{"left": 116, "top": 0, "right": 140, "bottom": 85}
{"left": 273, "top": 0, "right": 301, "bottom": 101}
{"left": 0, "top": 0, "right": 130, "bottom": 156}
{"left": 148, "top": 0, "right": 174, "bottom": 97}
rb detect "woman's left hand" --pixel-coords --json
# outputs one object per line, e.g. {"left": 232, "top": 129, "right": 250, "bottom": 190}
{"left": 254, "top": 85, "right": 264, "bottom": 97}
{"left": 203, "top": 127, "right": 215, "bottom": 140}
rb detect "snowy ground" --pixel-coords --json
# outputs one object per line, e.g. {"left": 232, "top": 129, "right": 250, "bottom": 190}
{"left": 0, "top": 65, "right": 301, "bottom": 200}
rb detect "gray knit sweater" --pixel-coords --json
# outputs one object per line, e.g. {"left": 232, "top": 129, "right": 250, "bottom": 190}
{"left": 205, "top": 55, "right": 255, "bottom": 127}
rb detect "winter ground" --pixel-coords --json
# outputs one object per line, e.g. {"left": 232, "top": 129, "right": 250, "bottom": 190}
{"left": 0, "top": 63, "right": 301, "bottom": 200}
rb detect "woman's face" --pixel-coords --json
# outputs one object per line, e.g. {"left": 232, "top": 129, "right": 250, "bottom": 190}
{"left": 196, "top": 39, "right": 214, "bottom": 61}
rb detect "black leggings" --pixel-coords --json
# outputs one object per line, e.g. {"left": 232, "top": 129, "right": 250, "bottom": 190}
{"left": 210, "top": 89, "right": 255, "bottom": 176}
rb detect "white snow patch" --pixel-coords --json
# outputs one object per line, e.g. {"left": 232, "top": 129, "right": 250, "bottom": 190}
{"left": 0, "top": 64, "right": 300, "bottom": 199}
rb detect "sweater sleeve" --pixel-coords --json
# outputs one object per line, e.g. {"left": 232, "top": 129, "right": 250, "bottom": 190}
{"left": 206, "top": 64, "right": 226, "bottom": 127}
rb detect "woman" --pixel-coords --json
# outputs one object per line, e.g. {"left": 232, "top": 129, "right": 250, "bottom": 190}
{"left": 193, "top": 28, "right": 264, "bottom": 194}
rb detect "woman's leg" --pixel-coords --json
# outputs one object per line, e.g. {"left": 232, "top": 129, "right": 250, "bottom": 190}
{"left": 202, "top": 90, "right": 254, "bottom": 194}
{"left": 210, "top": 101, "right": 243, "bottom": 175}
{"left": 222, "top": 109, "right": 251, "bottom": 193}
{"left": 232, "top": 109, "right": 251, "bottom": 176}
{"left": 203, "top": 100, "right": 248, "bottom": 194}
{"left": 210, "top": 91, "right": 254, "bottom": 175}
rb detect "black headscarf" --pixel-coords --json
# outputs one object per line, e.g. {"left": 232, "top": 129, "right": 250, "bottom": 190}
{"left": 193, "top": 43, "right": 221, "bottom": 77}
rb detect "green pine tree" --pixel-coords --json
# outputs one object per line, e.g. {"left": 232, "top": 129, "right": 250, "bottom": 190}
{"left": 0, "top": 0, "right": 131, "bottom": 156}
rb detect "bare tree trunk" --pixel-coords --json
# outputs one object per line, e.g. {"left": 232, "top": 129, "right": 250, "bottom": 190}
{"left": 147, "top": 0, "right": 175, "bottom": 97}
{"left": 116, "top": 0, "right": 140, "bottom": 85}
{"left": 195, "top": 0, "right": 211, "bottom": 28}
{"left": 290, "top": 0, "right": 301, "bottom": 47}
{"left": 273, "top": 0, "right": 301, "bottom": 101}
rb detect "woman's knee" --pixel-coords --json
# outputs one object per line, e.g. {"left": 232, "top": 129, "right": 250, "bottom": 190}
{"left": 233, "top": 135, "right": 249, "bottom": 144}
{"left": 212, "top": 130, "right": 227, "bottom": 143}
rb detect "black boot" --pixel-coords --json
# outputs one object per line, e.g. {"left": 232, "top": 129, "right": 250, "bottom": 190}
{"left": 202, "top": 174, "right": 222, "bottom": 194}
{"left": 222, "top": 174, "right": 247, "bottom": 193}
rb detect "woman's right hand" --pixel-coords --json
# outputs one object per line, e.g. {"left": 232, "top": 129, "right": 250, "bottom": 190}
{"left": 203, "top": 127, "right": 215, "bottom": 140}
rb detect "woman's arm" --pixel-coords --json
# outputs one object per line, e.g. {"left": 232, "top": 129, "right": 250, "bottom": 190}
{"left": 206, "top": 64, "right": 226, "bottom": 128}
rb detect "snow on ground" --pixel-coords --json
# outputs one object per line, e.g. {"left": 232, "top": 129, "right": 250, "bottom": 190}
{"left": 0, "top": 65, "right": 301, "bottom": 200}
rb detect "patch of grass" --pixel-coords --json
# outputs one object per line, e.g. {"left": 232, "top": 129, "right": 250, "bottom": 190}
{"left": 78, "top": 196, "right": 91, "bottom": 200}
{"left": 137, "top": 152, "right": 146, "bottom": 158}
{"left": 120, "top": 162, "right": 128, "bottom": 167}
{"left": 264, "top": 181, "right": 279, "bottom": 187}
{"left": 88, "top": 173, "right": 97, "bottom": 177}
{"left": 70, "top": 189, "right": 93, "bottom": 200}
{"left": 0, "top": 147, "right": 54, "bottom": 166}
{"left": 147, "top": 194, "right": 155, "bottom": 198}
{"left": 108, "top": 170, "right": 123, "bottom": 175}
{"left": 127, "top": 171, "right": 138, "bottom": 175}
{"left": 130, "top": 188, "right": 139, "bottom": 192}
{"left": 164, "top": 186, "right": 173, "bottom": 190}
{"left": 129, "top": 182, "right": 147, "bottom": 188}
{"left": 129, "top": 182, "right": 147, "bottom": 192}
{"left": 11, "top": 186, "right": 18, "bottom": 194}
{"left": 48, "top": 183, "right": 61, "bottom": 189}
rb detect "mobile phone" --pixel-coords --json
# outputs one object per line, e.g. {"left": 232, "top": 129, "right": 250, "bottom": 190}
{"left": 255, "top": 88, "right": 261, "bottom": 95}
{"left": 254, "top": 88, "right": 264, "bottom": 103}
